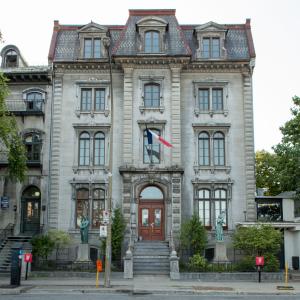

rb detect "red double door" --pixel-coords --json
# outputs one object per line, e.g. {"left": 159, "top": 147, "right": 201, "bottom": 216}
{"left": 138, "top": 201, "right": 164, "bottom": 241}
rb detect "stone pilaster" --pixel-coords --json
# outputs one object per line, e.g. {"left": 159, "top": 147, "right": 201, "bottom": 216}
{"left": 123, "top": 67, "right": 134, "bottom": 164}
{"left": 171, "top": 175, "right": 182, "bottom": 234}
{"left": 48, "top": 77, "right": 63, "bottom": 229}
{"left": 243, "top": 73, "right": 256, "bottom": 221}
{"left": 170, "top": 66, "right": 181, "bottom": 165}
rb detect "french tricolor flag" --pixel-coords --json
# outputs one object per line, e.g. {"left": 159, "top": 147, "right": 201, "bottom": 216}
{"left": 146, "top": 128, "right": 173, "bottom": 148}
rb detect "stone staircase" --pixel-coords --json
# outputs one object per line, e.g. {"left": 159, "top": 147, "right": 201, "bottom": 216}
{"left": 133, "top": 241, "right": 170, "bottom": 275}
{"left": 0, "top": 236, "right": 32, "bottom": 274}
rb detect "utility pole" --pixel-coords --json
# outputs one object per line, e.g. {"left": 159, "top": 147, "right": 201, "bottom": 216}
{"left": 103, "top": 35, "right": 113, "bottom": 288}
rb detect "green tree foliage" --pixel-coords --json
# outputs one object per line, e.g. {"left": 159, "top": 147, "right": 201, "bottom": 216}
{"left": 179, "top": 215, "right": 207, "bottom": 255}
{"left": 0, "top": 73, "right": 27, "bottom": 181}
{"left": 255, "top": 150, "right": 281, "bottom": 195}
{"left": 233, "top": 225, "right": 282, "bottom": 256}
{"left": 31, "top": 234, "right": 55, "bottom": 260}
{"left": 273, "top": 96, "right": 300, "bottom": 194}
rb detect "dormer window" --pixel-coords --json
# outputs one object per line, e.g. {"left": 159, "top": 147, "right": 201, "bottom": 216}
{"left": 195, "top": 22, "right": 227, "bottom": 60}
{"left": 84, "top": 38, "right": 101, "bottom": 58}
{"left": 136, "top": 16, "right": 168, "bottom": 54}
{"left": 145, "top": 31, "right": 160, "bottom": 53}
{"left": 78, "top": 22, "right": 108, "bottom": 60}
{"left": 202, "top": 37, "right": 220, "bottom": 59}
{"left": 4, "top": 50, "right": 18, "bottom": 67}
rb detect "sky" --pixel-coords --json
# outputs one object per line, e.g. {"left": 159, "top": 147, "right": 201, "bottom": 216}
{"left": 0, "top": 0, "right": 299, "bottom": 151}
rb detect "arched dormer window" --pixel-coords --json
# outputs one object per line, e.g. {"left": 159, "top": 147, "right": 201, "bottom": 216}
{"left": 4, "top": 50, "right": 18, "bottom": 68}
{"left": 145, "top": 31, "right": 160, "bottom": 53}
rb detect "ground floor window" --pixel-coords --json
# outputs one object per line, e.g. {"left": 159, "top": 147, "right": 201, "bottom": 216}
{"left": 196, "top": 188, "right": 228, "bottom": 228}
{"left": 76, "top": 186, "right": 105, "bottom": 229}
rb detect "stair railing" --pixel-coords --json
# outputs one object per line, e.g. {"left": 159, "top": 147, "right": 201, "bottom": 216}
{"left": 0, "top": 223, "right": 14, "bottom": 246}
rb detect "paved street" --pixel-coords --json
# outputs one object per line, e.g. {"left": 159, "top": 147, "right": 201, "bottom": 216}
{"left": 1, "top": 294, "right": 300, "bottom": 300}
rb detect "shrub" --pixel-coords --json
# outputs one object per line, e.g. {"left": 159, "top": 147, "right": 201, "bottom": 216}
{"left": 48, "top": 230, "right": 72, "bottom": 260}
{"left": 188, "top": 254, "right": 207, "bottom": 271}
{"left": 31, "top": 234, "right": 55, "bottom": 260}
{"left": 234, "top": 256, "right": 256, "bottom": 272}
{"left": 179, "top": 215, "right": 207, "bottom": 256}
{"left": 264, "top": 254, "right": 280, "bottom": 272}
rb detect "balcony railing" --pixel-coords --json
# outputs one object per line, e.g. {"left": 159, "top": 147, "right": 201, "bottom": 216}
{"left": 6, "top": 100, "right": 44, "bottom": 115}
{"left": 0, "top": 150, "right": 42, "bottom": 167}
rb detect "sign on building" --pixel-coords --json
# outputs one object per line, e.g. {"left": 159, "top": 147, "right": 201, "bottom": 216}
{"left": 0, "top": 196, "right": 9, "bottom": 209}
{"left": 102, "top": 210, "right": 110, "bottom": 225}
{"left": 100, "top": 225, "right": 107, "bottom": 238}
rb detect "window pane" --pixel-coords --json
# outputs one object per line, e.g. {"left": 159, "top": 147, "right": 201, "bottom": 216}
{"left": 199, "top": 199, "right": 210, "bottom": 226}
{"left": 199, "top": 132, "right": 210, "bottom": 166}
{"left": 143, "top": 129, "right": 160, "bottom": 164}
{"left": 199, "top": 89, "right": 209, "bottom": 111}
{"left": 154, "top": 209, "right": 161, "bottom": 227}
{"left": 76, "top": 189, "right": 89, "bottom": 228}
{"left": 92, "top": 193, "right": 105, "bottom": 229}
{"left": 212, "top": 88, "right": 223, "bottom": 110}
{"left": 144, "top": 84, "right": 160, "bottom": 107}
{"left": 81, "top": 89, "right": 92, "bottom": 111}
{"left": 94, "top": 39, "right": 101, "bottom": 58}
{"left": 95, "top": 89, "right": 105, "bottom": 111}
{"left": 140, "top": 186, "right": 163, "bottom": 199}
{"left": 94, "top": 132, "right": 105, "bottom": 165}
{"left": 145, "top": 31, "right": 160, "bottom": 53}
{"left": 84, "top": 39, "right": 92, "bottom": 58}
{"left": 142, "top": 209, "right": 149, "bottom": 226}
{"left": 213, "top": 132, "right": 225, "bottom": 166}
{"left": 212, "top": 38, "right": 220, "bottom": 58}
{"left": 215, "top": 200, "right": 227, "bottom": 226}
{"left": 79, "top": 133, "right": 90, "bottom": 166}
{"left": 202, "top": 38, "right": 210, "bottom": 58}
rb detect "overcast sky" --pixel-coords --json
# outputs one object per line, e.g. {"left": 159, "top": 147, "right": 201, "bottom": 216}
{"left": 0, "top": 0, "right": 299, "bottom": 151}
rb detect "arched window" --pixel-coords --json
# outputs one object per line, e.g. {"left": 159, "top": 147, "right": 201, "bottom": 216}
{"left": 145, "top": 31, "right": 160, "bottom": 53}
{"left": 144, "top": 83, "right": 160, "bottom": 107}
{"left": 76, "top": 188, "right": 89, "bottom": 228}
{"left": 92, "top": 188, "right": 105, "bottom": 228}
{"left": 24, "top": 133, "right": 42, "bottom": 162}
{"left": 198, "top": 189, "right": 211, "bottom": 227}
{"left": 4, "top": 50, "right": 18, "bottom": 68}
{"left": 140, "top": 186, "right": 163, "bottom": 200}
{"left": 214, "top": 189, "right": 227, "bottom": 226}
{"left": 198, "top": 132, "right": 210, "bottom": 166}
{"left": 94, "top": 132, "right": 105, "bottom": 165}
{"left": 26, "top": 92, "right": 43, "bottom": 111}
{"left": 213, "top": 132, "right": 225, "bottom": 166}
{"left": 79, "top": 132, "right": 90, "bottom": 166}
{"left": 143, "top": 128, "right": 160, "bottom": 164}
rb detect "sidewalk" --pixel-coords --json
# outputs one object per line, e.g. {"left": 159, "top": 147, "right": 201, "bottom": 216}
{"left": 0, "top": 273, "right": 299, "bottom": 296}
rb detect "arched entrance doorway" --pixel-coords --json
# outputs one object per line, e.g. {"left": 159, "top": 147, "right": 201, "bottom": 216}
{"left": 138, "top": 185, "right": 164, "bottom": 241}
{"left": 21, "top": 186, "right": 41, "bottom": 234}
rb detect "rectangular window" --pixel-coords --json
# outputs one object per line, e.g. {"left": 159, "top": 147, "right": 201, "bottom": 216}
{"left": 81, "top": 89, "right": 92, "bottom": 111}
{"left": 202, "top": 37, "right": 220, "bottom": 59}
{"left": 84, "top": 39, "right": 92, "bottom": 58}
{"left": 94, "top": 89, "right": 105, "bottom": 111}
{"left": 212, "top": 88, "right": 223, "bottom": 110}
{"left": 199, "top": 200, "right": 211, "bottom": 226}
{"left": 199, "top": 89, "right": 209, "bottom": 111}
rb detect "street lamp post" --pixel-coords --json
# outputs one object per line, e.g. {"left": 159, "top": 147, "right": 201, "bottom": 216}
{"left": 103, "top": 35, "right": 113, "bottom": 288}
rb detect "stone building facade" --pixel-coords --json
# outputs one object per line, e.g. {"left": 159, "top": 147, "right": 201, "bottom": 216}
{"left": 1, "top": 9, "right": 256, "bottom": 261}
{"left": 47, "top": 9, "right": 256, "bottom": 257}
{"left": 0, "top": 45, "right": 51, "bottom": 235}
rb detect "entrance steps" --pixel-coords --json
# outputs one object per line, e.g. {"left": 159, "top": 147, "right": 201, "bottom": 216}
{"left": 133, "top": 241, "right": 170, "bottom": 275}
{"left": 0, "top": 236, "right": 32, "bottom": 274}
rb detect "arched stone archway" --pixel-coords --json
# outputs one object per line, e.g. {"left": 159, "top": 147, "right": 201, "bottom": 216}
{"left": 138, "top": 185, "right": 165, "bottom": 241}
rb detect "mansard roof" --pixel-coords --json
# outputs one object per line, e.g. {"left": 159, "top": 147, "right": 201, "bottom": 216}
{"left": 48, "top": 10, "right": 255, "bottom": 62}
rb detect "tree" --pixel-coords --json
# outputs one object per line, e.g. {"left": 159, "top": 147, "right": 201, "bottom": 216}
{"left": 273, "top": 96, "right": 300, "bottom": 194}
{"left": 255, "top": 150, "right": 281, "bottom": 195}
{"left": 0, "top": 73, "right": 27, "bottom": 181}
{"left": 179, "top": 215, "right": 207, "bottom": 256}
{"left": 233, "top": 225, "right": 282, "bottom": 257}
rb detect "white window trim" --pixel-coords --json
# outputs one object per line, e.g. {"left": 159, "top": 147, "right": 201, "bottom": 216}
{"left": 139, "top": 76, "right": 165, "bottom": 113}
{"left": 193, "top": 80, "right": 229, "bottom": 117}
{"left": 75, "top": 80, "right": 110, "bottom": 117}
{"left": 193, "top": 124, "right": 231, "bottom": 174}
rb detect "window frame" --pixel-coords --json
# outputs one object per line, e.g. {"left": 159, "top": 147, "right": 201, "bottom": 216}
{"left": 193, "top": 81, "right": 228, "bottom": 117}
{"left": 23, "top": 132, "right": 42, "bottom": 163}
{"left": 143, "top": 128, "right": 161, "bottom": 164}
{"left": 83, "top": 38, "right": 102, "bottom": 59}
{"left": 144, "top": 30, "right": 160, "bottom": 53}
